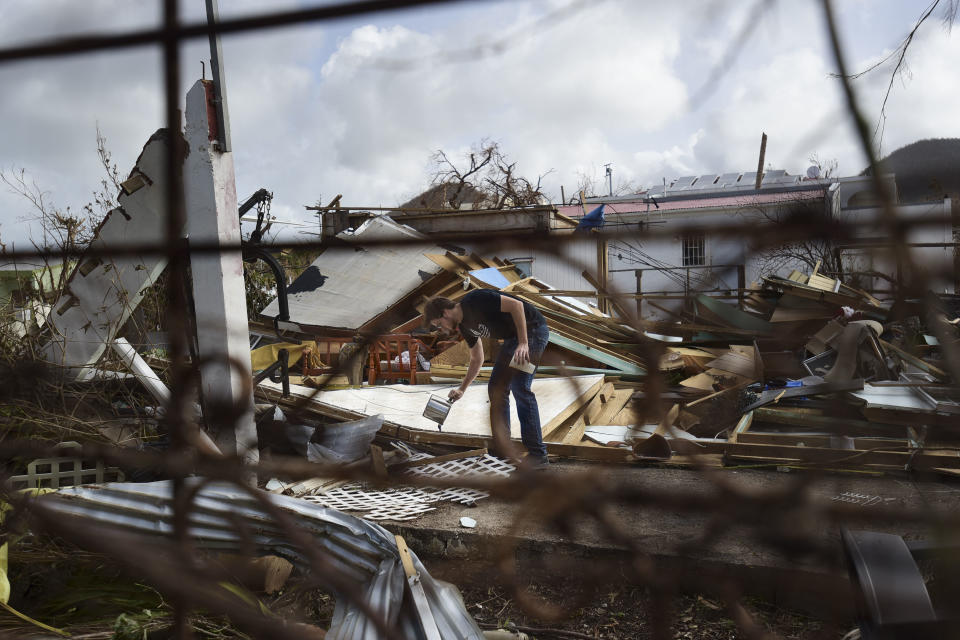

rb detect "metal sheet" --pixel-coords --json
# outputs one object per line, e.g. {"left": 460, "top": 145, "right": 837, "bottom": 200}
{"left": 261, "top": 215, "right": 445, "bottom": 330}
{"left": 40, "top": 480, "right": 483, "bottom": 640}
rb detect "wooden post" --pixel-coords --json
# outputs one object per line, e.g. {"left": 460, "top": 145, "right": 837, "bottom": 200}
{"left": 755, "top": 132, "right": 767, "bottom": 190}
{"left": 597, "top": 235, "right": 609, "bottom": 314}
{"left": 737, "top": 264, "right": 746, "bottom": 310}
{"left": 635, "top": 269, "right": 643, "bottom": 319}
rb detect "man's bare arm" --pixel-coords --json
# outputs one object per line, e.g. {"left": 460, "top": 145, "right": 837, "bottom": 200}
{"left": 449, "top": 339, "right": 484, "bottom": 401}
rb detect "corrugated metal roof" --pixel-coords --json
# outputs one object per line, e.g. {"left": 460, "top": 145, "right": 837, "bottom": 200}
{"left": 261, "top": 215, "right": 446, "bottom": 330}
{"left": 558, "top": 188, "right": 824, "bottom": 218}
{"left": 40, "top": 480, "right": 484, "bottom": 640}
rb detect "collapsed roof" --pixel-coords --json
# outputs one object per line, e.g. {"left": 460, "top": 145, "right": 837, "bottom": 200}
{"left": 261, "top": 215, "right": 446, "bottom": 332}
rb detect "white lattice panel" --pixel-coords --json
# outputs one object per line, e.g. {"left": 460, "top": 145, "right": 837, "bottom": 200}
{"left": 300, "top": 445, "right": 515, "bottom": 521}
{"left": 304, "top": 487, "right": 436, "bottom": 521}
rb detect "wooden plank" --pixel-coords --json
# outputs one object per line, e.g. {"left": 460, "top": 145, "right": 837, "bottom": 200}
{"left": 581, "top": 269, "right": 632, "bottom": 322}
{"left": 678, "top": 372, "right": 718, "bottom": 392}
{"left": 735, "top": 432, "right": 910, "bottom": 449}
{"left": 285, "top": 477, "right": 350, "bottom": 497}
{"left": 685, "top": 380, "right": 753, "bottom": 408}
{"left": 718, "top": 441, "right": 960, "bottom": 471}
{"left": 444, "top": 251, "right": 480, "bottom": 273}
{"left": 548, "top": 331, "right": 646, "bottom": 375}
{"left": 370, "top": 444, "right": 388, "bottom": 478}
{"left": 705, "top": 351, "right": 756, "bottom": 378}
{"left": 541, "top": 377, "right": 604, "bottom": 437}
{"left": 642, "top": 319, "right": 772, "bottom": 338}
{"left": 544, "top": 441, "right": 634, "bottom": 463}
{"left": 753, "top": 407, "right": 881, "bottom": 433}
{"left": 548, "top": 320, "right": 643, "bottom": 363}
{"left": 561, "top": 416, "right": 587, "bottom": 445}
{"left": 610, "top": 402, "right": 639, "bottom": 426}
{"left": 729, "top": 411, "right": 753, "bottom": 443}
{"left": 391, "top": 424, "right": 636, "bottom": 463}
{"left": 423, "top": 253, "right": 466, "bottom": 274}
{"left": 468, "top": 252, "right": 495, "bottom": 268}
{"left": 500, "top": 277, "right": 536, "bottom": 292}
{"left": 536, "top": 303, "right": 636, "bottom": 340}
{"left": 585, "top": 382, "right": 615, "bottom": 424}
{"left": 880, "top": 339, "right": 949, "bottom": 381}
{"left": 761, "top": 276, "right": 874, "bottom": 310}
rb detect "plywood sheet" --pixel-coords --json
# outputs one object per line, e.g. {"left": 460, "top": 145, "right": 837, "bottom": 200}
{"left": 259, "top": 375, "right": 605, "bottom": 440}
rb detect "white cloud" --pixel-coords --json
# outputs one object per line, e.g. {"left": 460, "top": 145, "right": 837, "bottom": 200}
{"left": 0, "top": 0, "right": 956, "bottom": 249}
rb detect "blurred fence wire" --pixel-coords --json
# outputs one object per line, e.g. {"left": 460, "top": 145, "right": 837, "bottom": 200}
{"left": 0, "top": 1, "right": 958, "bottom": 639}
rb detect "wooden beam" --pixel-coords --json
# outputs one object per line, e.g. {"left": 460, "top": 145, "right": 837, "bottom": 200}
{"left": 561, "top": 416, "right": 587, "bottom": 445}
{"left": 719, "top": 441, "right": 960, "bottom": 471}
{"left": 548, "top": 331, "right": 646, "bottom": 375}
{"left": 586, "top": 382, "right": 615, "bottom": 425}
{"left": 370, "top": 444, "right": 388, "bottom": 478}
{"left": 753, "top": 407, "right": 883, "bottom": 433}
{"left": 735, "top": 432, "right": 910, "bottom": 449}
{"left": 590, "top": 389, "right": 633, "bottom": 425}
{"left": 880, "top": 339, "right": 949, "bottom": 381}
{"left": 729, "top": 411, "right": 753, "bottom": 443}
{"left": 541, "top": 377, "right": 604, "bottom": 440}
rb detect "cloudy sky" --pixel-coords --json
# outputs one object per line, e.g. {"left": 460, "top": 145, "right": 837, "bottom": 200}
{"left": 0, "top": 0, "right": 956, "bottom": 248}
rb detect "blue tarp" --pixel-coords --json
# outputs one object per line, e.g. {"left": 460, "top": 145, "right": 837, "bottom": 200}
{"left": 575, "top": 204, "right": 605, "bottom": 232}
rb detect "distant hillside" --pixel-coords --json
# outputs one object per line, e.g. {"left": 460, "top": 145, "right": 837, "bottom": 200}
{"left": 862, "top": 138, "right": 960, "bottom": 205}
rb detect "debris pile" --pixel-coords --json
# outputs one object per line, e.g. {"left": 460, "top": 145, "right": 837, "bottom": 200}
{"left": 257, "top": 244, "right": 960, "bottom": 476}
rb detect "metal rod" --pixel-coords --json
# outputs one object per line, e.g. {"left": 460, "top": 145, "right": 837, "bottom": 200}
{"left": 205, "top": 0, "right": 231, "bottom": 152}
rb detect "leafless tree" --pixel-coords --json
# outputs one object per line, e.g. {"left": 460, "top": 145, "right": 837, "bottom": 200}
{"left": 807, "top": 153, "right": 838, "bottom": 179}
{"left": 745, "top": 185, "right": 850, "bottom": 280}
{"left": 833, "top": 0, "right": 959, "bottom": 150}
{"left": 428, "top": 139, "right": 552, "bottom": 209}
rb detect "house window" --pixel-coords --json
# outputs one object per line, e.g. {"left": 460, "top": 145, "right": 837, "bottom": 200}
{"left": 682, "top": 234, "right": 706, "bottom": 267}
{"left": 509, "top": 257, "right": 533, "bottom": 278}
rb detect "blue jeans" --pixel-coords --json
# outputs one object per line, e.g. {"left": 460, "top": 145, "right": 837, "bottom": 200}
{"left": 488, "top": 322, "right": 550, "bottom": 459}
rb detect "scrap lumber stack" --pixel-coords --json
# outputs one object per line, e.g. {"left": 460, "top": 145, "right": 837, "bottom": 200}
{"left": 602, "top": 265, "right": 960, "bottom": 475}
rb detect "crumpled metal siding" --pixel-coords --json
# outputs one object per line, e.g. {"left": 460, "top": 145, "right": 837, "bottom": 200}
{"left": 40, "top": 480, "right": 484, "bottom": 640}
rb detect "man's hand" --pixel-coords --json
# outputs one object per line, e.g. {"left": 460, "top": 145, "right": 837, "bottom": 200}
{"left": 448, "top": 388, "right": 464, "bottom": 402}
{"left": 513, "top": 342, "right": 531, "bottom": 364}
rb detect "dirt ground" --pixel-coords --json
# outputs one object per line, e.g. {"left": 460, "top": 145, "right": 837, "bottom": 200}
{"left": 454, "top": 583, "right": 853, "bottom": 640}
{"left": 297, "top": 580, "right": 852, "bottom": 640}
{"left": 2, "top": 558, "right": 854, "bottom": 639}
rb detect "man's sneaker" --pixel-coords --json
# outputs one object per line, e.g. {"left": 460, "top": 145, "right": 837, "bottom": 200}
{"left": 524, "top": 455, "right": 551, "bottom": 470}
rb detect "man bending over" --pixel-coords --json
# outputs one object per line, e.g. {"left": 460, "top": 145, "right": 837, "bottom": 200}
{"left": 424, "top": 290, "right": 550, "bottom": 466}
